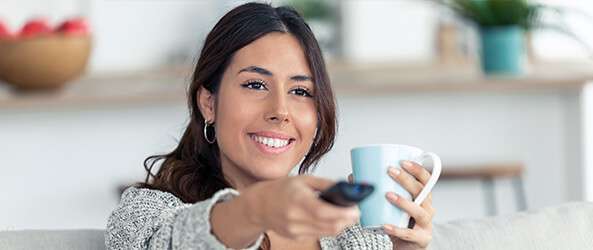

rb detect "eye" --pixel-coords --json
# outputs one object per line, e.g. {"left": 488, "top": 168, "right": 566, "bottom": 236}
{"left": 241, "top": 79, "right": 268, "bottom": 90}
{"left": 290, "top": 87, "right": 313, "bottom": 97}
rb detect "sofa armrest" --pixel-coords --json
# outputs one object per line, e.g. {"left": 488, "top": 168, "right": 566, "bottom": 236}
{"left": 431, "top": 202, "right": 593, "bottom": 250}
{"left": 0, "top": 229, "right": 105, "bottom": 250}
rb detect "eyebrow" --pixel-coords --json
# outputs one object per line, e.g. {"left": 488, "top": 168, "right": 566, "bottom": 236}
{"left": 238, "top": 65, "right": 312, "bottom": 82}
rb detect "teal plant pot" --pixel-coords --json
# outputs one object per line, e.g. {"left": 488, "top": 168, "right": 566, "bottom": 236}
{"left": 480, "top": 25, "right": 525, "bottom": 75}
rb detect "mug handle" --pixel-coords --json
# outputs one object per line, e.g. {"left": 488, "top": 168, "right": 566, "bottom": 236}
{"left": 413, "top": 152, "right": 442, "bottom": 206}
{"left": 398, "top": 152, "right": 442, "bottom": 228}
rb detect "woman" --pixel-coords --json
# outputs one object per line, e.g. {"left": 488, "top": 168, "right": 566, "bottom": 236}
{"left": 106, "top": 2, "right": 435, "bottom": 250}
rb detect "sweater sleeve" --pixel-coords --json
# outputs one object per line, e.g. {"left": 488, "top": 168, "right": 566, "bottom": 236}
{"left": 105, "top": 187, "right": 264, "bottom": 250}
{"left": 335, "top": 224, "right": 392, "bottom": 250}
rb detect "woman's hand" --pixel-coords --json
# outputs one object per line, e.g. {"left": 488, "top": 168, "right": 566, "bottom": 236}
{"left": 242, "top": 175, "right": 360, "bottom": 240}
{"left": 348, "top": 160, "right": 435, "bottom": 250}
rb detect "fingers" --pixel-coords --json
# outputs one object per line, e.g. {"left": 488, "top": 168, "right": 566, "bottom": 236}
{"left": 382, "top": 224, "right": 432, "bottom": 247}
{"left": 300, "top": 175, "right": 334, "bottom": 191}
{"left": 348, "top": 174, "right": 353, "bottom": 183}
{"left": 274, "top": 176, "right": 360, "bottom": 239}
{"left": 305, "top": 197, "right": 360, "bottom": 221}
{"left": 299, "top": 193, "right": 359, "bottom": 236}
{"left": 297, "top": 175, "right": 360, "bottom": 222}
{"left": 388, "top": 160, "right": 432, "bottom": 198}
{"left": 401, "top": 160, "right": 432, "bottom": 185}
{"left": 388, "top": 166, "right": 423, "bottom": 197}
{"left": 385, "top": 192, "right": 431, "bottom": 227}
{"left": 421, "top": 193, "right": 436, "bottom": 216}
{"left": 283, "top": 215, "right": 348, "bottom": 238}
{"left": 281, "top": 223, "right": 328, "bottom": 239}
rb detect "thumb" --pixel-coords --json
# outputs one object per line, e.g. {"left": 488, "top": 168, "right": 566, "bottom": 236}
{"left": 300, "top": 175, "right": 335, "bottom": 192}
{"left": 348, "top": 174, "right": 353, "bottom": 183}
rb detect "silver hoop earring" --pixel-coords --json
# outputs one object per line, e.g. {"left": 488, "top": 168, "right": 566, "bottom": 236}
{"left": 203, "top": 119, "right": 216, "bottom": 144}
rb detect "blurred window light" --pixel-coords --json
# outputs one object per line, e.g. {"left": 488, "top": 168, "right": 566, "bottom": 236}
{"left": 532, "top": 0, "right": 593, "bottom": 61}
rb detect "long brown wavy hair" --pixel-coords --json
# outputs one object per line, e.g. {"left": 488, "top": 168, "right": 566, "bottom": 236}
{"left": 137, "top": 2, "right": 337, "bottom": 249}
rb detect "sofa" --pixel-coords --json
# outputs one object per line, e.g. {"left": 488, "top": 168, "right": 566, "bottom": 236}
{"left": 1, "top": 202, "right": 592, "bottom": 250}
{"left": 431, "top": 201, "right": 593, "bottom": 250}
{"left": 0, "top": 229, "right": 105, "bottom": 250}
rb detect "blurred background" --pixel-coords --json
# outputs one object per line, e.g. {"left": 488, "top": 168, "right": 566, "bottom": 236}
{"left": 2, "top": 0, "right": 593, "bottom": 230}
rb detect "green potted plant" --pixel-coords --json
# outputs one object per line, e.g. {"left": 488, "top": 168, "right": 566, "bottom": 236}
{"left": 436, "top": 0, "right": 541, "bottom": 75}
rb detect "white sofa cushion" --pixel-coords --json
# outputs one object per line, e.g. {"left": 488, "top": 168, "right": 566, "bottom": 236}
{"left": 431, "top": 202, "right": 593, "bottom": 250}
{"left": 0, "top": 229, "right": 105, "bottom": 250}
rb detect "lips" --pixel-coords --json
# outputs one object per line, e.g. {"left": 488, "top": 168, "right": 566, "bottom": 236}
{"left": 248, "top": 132, "right": 296, "bottom": 154}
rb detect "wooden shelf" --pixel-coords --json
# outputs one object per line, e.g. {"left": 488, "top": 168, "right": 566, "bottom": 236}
{"left": 0, "top": 67, "right": 188, "bottom": 109}
{"left": 2, "top": 62, "right": 593, "bottom": 110}
{"left": 330, "top": 62, "right": 593, "bottom": 95}
{"left": 439, "top": 163, "right": 524, "bottom": 180}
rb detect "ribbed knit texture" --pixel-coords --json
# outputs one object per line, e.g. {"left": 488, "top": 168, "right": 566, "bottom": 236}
{"left": 106, "top": 187, "right": 393, "bottom": 250}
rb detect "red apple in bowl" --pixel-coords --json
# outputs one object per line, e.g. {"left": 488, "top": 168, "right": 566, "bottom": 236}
{"left": 20, "top": 18, "right": 52, "bottom": 38}
{"left": 0, "top": 20, "right": 14, "bottom": 39}
{"left": 55, "top": 17, "right": 90, "bottom": 36}
{"left": 0, "top": 17, "right": 92, "bottom": 90}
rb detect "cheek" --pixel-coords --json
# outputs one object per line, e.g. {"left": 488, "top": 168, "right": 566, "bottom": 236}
{"left": 292, "top": 101, "right": 318, "bottom": 144}
{"left": 216, "top": 95, "right": 259, "bottom": 138}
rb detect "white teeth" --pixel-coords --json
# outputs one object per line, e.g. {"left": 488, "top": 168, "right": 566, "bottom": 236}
{"left": 251, "top": 134, "right": 290, "bottom": 148}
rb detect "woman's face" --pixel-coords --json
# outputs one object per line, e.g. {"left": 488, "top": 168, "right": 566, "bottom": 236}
{"left": 199, "top": 32, "right": 318, "bottom": 188}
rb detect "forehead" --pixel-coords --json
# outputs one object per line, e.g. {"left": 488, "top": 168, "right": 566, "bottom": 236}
{"left": 228, "top": 32, "right": 312, "bottom": 76}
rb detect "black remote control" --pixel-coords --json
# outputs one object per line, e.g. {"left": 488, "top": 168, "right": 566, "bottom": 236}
{"left": 319, "top": 181, "right": 375, "bottom": 207}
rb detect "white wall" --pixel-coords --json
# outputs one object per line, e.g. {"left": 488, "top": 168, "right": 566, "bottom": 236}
{"left": 0, "top": 104, "right": 188, "bottom": 230}
{"left": 0, "top": 90, "right": 583, "bottom": 229}
{"left": 532, "top": 0, "right": 593, "bottom": 61}
{"left": 583, "top": 83, "right": 593, "bottom": 201}
{"left": 0, "top": 0, "right": 442, "bottom": 72}
{"left": 87, "top": 0, "right": 221, "bottom": 73}
{"left": 340, "top": 0, "right": 437, "bottom": 64}
{"left": 0, "top": 0, "right": 224, "bottom": 73}
{"left": 0, "top": 0, "right": 83, "bottom": 27}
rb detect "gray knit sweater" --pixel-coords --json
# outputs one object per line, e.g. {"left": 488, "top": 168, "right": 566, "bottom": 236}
{"left": 106, "top": 187, "right": 393, "bottom": 250}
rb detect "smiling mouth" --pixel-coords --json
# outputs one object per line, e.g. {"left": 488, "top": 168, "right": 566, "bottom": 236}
{"left": 248, "top": 133, "right": 296, "bottom": 154}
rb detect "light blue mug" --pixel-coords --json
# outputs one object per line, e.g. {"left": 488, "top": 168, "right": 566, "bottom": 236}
{"left": 351, "top": 144, "right": 442, "bottom": 233}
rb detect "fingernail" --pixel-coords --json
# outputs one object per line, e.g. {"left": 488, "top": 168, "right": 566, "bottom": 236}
{"left": 383, "top": 224, "right": 395, "bottom": 232}
{"left": 386, "top": 192, "right": 398, "bottom": 201}
{"left": 401, "top": 160, "right": 412, "bottom": 168}
{"left": 388, "top": 167, "right": 400, "bottom": 176}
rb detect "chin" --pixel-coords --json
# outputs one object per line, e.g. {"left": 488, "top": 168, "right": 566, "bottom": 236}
{"left": 249, "top": 165, "right": 293, "bottom": 181}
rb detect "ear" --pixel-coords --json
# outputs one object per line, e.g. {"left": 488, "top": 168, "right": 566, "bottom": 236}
{"left": 197, "top": 86, "right": 216, "bottom": 122}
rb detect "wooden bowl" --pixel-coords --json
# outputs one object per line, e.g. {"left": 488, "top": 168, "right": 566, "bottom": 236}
{"left": 0, "top": 35, "right": 91, "bottom": 90}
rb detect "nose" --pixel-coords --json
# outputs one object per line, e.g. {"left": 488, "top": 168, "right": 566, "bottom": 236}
{"left": 264, "top": 92, "right": 290, "bottom": 124}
